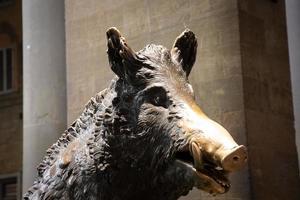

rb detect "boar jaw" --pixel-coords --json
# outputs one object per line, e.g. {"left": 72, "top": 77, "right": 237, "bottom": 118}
{"left": 174, "top": 144, "right": 230, "bottom": 195}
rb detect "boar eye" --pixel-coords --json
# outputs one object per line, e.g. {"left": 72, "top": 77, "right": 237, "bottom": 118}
{"left": 152, "top": 95, "right": 165, "bottom": 107}
{"left": 146, "top": 86, "right": 169, "bottom": 108}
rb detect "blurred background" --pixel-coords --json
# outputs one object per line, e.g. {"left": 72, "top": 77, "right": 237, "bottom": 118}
{"left": 0, "top": 0, "right": 299, "bottom": 199}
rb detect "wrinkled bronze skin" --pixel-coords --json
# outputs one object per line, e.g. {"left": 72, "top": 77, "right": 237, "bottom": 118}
{"left": 24, "top": 28, "right": 247, "bottom": 200}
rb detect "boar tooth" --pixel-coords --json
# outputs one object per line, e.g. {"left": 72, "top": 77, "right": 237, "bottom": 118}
{"left": 190, "top": 142, "right": 202, "bottom": 170}
{"left": 215, "top": 166, "right": 223, "bottom": 171}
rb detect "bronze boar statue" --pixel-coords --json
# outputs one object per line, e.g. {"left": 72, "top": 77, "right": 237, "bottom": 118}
{"left": 24, "top": 27, "right": 247, "bottom": 200}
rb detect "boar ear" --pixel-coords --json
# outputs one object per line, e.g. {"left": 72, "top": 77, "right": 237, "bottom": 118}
{"left": 171, "top": 29, "right": 198, "bottom": 77}
{"left": 106, "top": 27, "right": 140, "bottom": 79}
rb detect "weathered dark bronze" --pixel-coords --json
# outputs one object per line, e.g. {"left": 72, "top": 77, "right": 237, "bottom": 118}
{"left": 24, "top": 27, "right": 247, "bottom": 200}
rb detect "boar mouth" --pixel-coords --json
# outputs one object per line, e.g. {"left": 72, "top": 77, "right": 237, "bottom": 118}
{"left": 174, "top": 147, "right": 230, "bottom": 195}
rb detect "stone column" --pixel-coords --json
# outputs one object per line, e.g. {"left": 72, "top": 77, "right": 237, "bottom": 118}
{"left": 238, "top": 0, "right": 300, "bottom": 199}
{"left": 22, "top": 0, "right": 66, "bottom": 194}
{"left": 286, "top": 0, "right": 300, "bottom": 171}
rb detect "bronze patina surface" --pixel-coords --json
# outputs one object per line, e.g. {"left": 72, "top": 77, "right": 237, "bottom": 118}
{"left": 24, "top": 28, "right": 247, "bottom": 200}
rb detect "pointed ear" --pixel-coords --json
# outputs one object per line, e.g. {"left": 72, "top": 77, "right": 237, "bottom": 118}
{"left": 171, "top": 29, "right": 198, "bottom": 77}
{"left": 106, "top": 27, "right": 140, "bottom": 79}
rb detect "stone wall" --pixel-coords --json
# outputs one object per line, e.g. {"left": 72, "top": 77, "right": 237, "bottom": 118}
{"left": 0, "top": 102, "right": 22, "bottom": 174}
{"left": 0, "top": 0, "right": 22, "bottom": 175}
{"left": 238, "top": 0, "right": 300, "bottom": 199}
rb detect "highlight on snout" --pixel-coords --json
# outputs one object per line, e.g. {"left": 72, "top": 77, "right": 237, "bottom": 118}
{"left": 174, "top": 97, "right": 247, "bottom": 195}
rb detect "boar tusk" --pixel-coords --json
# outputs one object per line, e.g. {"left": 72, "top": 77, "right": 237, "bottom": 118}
{"left": 190, "top": 141, "right": 202, "bottom": 170}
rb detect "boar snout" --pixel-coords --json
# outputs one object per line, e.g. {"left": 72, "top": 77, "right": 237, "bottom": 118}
{"left": 189, "top": 135, "right": 247, "bottom": 173}
{"left": 178, "top": 102, "right": 248, "bottom": 174}
{"left": 219, "top": 145, "right": 247, "bottom": 172}
{"left": 187, "top": 120, "right": 248, "bottom": 173}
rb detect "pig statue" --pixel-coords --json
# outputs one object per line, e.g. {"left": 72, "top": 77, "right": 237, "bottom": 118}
{"left": 24, "top": 27, "right": 247, "bottom": 200}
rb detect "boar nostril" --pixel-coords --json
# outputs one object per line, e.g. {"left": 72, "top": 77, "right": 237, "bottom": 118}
{"left": 221, "top": 145, "right": 247, "bottom": 172}
{"left": 233, "top": 156, "right": 239, "bottom": 162}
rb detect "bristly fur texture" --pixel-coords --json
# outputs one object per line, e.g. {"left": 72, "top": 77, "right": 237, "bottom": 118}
{"left": 24, "top": 27, "right": 199, "bottom": 200}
